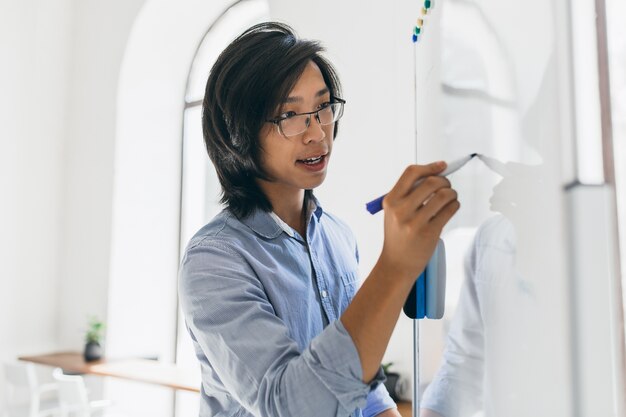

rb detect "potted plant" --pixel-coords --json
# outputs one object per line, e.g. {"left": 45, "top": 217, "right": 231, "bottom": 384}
{"left": 382, "top": 362, "right": 401, "bottom": 401}
{"left": 84, "top": 316, "right": 105, "bottom": 362}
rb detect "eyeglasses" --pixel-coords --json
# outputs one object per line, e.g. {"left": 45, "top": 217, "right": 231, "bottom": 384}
{"left": 266, "top": 97, "right": 346, "bottom": 138}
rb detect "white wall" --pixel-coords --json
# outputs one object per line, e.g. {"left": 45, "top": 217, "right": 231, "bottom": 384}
{"left": 0, "top": 0, "right": 145, "bottom": 353}
{"left": 0, "top": 0, "right": 72, "bottom": 371}
{"left": 57, "top": 0, "right": 146, "bottom": 351}
{"left": 0, "top": 0, "right": 79, "bottom": 405}
{"left": 0, "top": 0, "right": 144, "bottom": 405}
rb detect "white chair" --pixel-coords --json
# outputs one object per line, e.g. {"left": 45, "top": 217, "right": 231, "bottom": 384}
{"left": 51, "top": 369, "right": 112, "bottom": 417}
{"left": 2, "top": 361, "right": 61, "bottom": 417}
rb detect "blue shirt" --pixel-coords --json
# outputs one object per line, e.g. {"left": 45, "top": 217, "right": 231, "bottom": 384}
{"left": 178, "top": 197, "right": 396, "bottom": 417}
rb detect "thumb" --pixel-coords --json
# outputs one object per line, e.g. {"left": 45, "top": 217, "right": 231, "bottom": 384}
{"left": 427, "top": 160, "right": 447, "bottom": 174}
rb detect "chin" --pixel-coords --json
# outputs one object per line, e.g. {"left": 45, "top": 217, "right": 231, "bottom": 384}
{"left": 303, "top": 177, "right": 326, "bottom": 190}
{"left": 299, "top": 169, "right": 328, "bottom": 185}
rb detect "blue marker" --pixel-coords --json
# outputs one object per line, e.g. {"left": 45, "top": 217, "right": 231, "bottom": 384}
{"left": 366, "top": 153, "right": 478, "bottom": 214}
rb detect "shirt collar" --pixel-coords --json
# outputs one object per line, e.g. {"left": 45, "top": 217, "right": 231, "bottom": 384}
{"left": 240, "top": 195, "right": 324, "bottom": 239}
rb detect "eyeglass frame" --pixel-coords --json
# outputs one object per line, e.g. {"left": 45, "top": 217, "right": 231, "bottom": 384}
{"left": 265, "top": 97, "right": 346, "bottom": 138}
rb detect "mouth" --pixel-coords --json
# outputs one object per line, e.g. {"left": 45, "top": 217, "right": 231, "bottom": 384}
{"left": 296, "top": 152, "right": 328, "bottom": 165}
{"left": 296, "top": 152, "right": 329, "bottom": 172}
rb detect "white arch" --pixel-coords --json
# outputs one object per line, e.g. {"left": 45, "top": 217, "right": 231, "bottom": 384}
{"left": 108, "top": 0, "right": 268, "bottom": 361}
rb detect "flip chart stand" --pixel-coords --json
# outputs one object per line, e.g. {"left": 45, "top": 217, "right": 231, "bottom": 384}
{"left": 404, "top": 239, "right": 446, "bottom": 416}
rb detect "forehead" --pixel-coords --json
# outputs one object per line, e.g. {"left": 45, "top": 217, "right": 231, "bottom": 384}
{"left": 284, "top": 61, "right": 329, "bottom": 101}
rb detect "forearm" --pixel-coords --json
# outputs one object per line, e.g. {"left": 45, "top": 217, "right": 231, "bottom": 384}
{"left": 376, "top": 407, "right": 403, "bottom": 417}
{"left": 343, "top": 162, "right": 459, "bottom": 384}
{"left": 341, "top": 258, "right": 416, "bottom": 383}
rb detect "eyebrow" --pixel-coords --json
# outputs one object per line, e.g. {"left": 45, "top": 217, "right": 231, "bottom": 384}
{"left": 282, "top": 87, "right": 330, "bottom": 104}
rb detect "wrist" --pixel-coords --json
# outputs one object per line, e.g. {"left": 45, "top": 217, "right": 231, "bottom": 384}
{"left": 372, "top": 255, "right": 422, "bottom": 287}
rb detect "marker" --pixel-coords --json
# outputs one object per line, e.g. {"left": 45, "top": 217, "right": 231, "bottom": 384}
{"left": 366, "top": 153, "right": 478, "bottom": 215}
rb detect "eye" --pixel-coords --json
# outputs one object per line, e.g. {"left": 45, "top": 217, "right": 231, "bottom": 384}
{"left": 278, "top": 110, "right": 297, "bottom": 119}
{"left": 317, "top": 101, "right": 332, "bottom": 110}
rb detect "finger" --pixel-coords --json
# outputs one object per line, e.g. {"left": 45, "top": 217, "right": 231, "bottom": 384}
{"left": 388, "top": 162, "right": 447, "bottom": 201}
{"left": 397, "top": 176, "right": 452, "bottom": 216}
{"left": 416, "top": 188, "right": 458, "bottom": 222}
{"left": 406, "top": 198, "right": 459, "bottom": 240}
{"left": 427, "top": 198, "right": 461, "bottom": 232}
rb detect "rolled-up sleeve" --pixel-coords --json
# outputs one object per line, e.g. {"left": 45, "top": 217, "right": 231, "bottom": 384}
{"left": 179, "top": 239, "right": 380, "bottom": 417}
{"left": 362, "top": 382, "right": 396, "bottom": 417}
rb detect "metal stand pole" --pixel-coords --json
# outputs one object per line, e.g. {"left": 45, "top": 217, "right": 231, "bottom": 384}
{"left": 412, "top": 320, "right": 420, "bottom": 417}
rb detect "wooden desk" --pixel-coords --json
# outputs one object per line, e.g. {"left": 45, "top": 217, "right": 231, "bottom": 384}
{"left": 19, "top": 352, "right": 200, "bottom": 392}
{"left": 20, "top": 352, "right": 413, "bottom": 416}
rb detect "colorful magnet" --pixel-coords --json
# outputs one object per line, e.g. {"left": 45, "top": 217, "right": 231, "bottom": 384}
{"left": 411, "top": 0, "right": 436, "bottom": 42}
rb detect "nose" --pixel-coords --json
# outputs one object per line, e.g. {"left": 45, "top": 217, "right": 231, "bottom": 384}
{"left": 303, "top": 113, "right": 326, "bottom": 143}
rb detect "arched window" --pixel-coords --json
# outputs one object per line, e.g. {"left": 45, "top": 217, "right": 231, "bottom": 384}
{"left": 107, "top": 1, "right": 269, "bottom": 416}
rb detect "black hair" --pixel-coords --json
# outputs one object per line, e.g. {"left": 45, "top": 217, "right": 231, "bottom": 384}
{"left": 202, "top": 22, "right": 342, "bottom": 219}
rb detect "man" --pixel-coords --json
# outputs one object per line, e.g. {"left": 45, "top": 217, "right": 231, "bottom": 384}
{"left": 179, "top": 22, "right": 459, "bottom": 417}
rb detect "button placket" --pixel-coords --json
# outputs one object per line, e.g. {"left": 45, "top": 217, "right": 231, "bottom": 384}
{"left": 307, "top": 243, "right": 336, "bottom": 323}
{"left": 305, "top": 214, "right": 337, "bottom": 323}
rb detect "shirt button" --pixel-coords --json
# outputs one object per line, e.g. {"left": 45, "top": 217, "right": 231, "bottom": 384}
{"left": 321, "top": 290, "right": 328, "bottom": 298}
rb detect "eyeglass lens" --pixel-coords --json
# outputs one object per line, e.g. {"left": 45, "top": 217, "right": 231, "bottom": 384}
{"left": 280, "top": 103, "right": 344, "bottom": 137}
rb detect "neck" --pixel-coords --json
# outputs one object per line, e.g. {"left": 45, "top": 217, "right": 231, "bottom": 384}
{"left": 258, "top": 182, "right": 307, "bottom": 236}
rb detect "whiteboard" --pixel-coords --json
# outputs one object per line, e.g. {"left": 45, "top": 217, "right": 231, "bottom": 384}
{"left": 414, "top": 0, "right": 624, "bottom": 416}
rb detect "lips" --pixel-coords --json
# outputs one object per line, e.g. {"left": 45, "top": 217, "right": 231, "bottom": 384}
{"left": 300, "top": 155, "right": 323, "bottom": 165}
{"left": 296, "top": 152, "right": 328, "bottom": 164}
{"left": 295, "top": 152, "right": 329, "bottom": 172}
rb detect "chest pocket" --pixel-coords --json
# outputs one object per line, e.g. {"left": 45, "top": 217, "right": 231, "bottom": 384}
{"left": 340, "top": 271, "right": 360, "bottom": 307}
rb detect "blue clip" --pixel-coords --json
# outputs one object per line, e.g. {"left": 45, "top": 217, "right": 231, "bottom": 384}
{"left": 403, "top": 239, "right": 446, "bottom": 319}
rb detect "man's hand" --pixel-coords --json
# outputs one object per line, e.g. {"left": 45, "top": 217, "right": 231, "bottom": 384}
{"left": 379, "top": 162, "right": 460, "bottom": 281}
{"left": 341, "top": 162, "right": 460, "bottom": 383}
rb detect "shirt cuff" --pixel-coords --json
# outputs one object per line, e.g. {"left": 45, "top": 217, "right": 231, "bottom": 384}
{"left": 363, "top": 380, "right": 397, "bottom": 417}
{"left": 302, "top": 319, "right": 379, "bottom": 413}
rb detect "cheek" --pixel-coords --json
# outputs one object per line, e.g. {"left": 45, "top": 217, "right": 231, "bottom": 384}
{"left": 257, "top": 145, "right": 276, "bottom": 178}
{"left": 257, "top": 132, "right": 279, "bottom": 167}
{"left": 259, "top": 149, "right": 278, "bottom": 176}
{"left": 259, "top": 142, "right": 293, "bottom": 177}
{"left": 325, "top": 124, "right": 335, "bottom": 141}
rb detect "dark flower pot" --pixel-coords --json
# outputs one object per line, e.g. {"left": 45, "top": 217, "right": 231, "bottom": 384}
{"left": 84, "top": 341, "right": 103, "bottom": 362}
{"left": 384, "top": 372, "right": 400, "bottom": 401}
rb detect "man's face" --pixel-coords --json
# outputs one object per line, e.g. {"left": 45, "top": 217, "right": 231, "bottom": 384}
{"left": 257, "top": 61, "right": 335, "bottom": 198}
